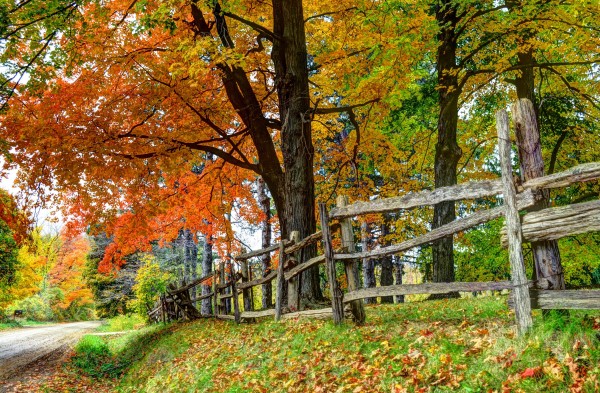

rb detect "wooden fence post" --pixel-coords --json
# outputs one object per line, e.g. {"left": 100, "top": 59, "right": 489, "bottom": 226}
{"left": 232, "top": 278, "right": 241, "bottom": 323}
{"left": 240, "top": 257, "right": 253, "bottom": 312}
{"left": 212, "top": 273, "right": 218, "bottom": 317}
{"left": 274, "top": 241, "right": 286, "bottom": 321}
{"left": 319, "top": 202, "right": 344, "bottom": 324}
{"left": 287, "top": 231, "right": 301, "bottom": 312}
{"left": 336, "top": 195, "right": 366, "bottom": 324}
{"left": 497, "top": 109, "right": 533, "bottom": 334}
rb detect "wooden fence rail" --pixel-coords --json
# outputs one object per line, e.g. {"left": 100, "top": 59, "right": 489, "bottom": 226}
{"left": 149, "top": 99, "right": 600, "bottom": 335}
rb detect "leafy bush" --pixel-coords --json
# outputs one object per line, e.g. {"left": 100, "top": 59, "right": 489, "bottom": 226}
{"left": 130, "top": 255, "right": 173, "bottom": 318}
{"left": 98, "top": 313, "right": 145, "bottom": 332}
{"left": 71, "top": 335, "right": 122, "bottom": 378}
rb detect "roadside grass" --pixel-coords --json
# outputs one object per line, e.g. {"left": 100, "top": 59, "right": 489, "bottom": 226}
{"left": 57, "top": 296, "right": 600, "bottom": 392}
{"left": 0, "top": 319, "right": 55, "bottom": 331}
{"left": 97, "top": 314, "right": 146, "bottom": 332}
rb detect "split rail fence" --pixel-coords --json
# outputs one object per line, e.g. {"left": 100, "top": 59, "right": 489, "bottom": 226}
{"left": 149, "top": 100, "right": 600, "bottom": 333}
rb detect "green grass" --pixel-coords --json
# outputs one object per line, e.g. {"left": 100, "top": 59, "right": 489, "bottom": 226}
{"left": 68, "top": 296, "right": 600, "bottom": 392}
{"left": 97, "top": 314, "right": 146, "bottom": 332}
{"left": 0, "top": 319, "right": 55, "bottom": 331}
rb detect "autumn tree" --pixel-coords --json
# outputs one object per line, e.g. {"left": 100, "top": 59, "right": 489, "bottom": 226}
{"left": 1, "top": 0, "right": 424, "bottom": 304}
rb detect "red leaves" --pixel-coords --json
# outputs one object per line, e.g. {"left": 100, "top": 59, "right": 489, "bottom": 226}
{"left": 520, "top": 366, "right": 542, "bottom": 379}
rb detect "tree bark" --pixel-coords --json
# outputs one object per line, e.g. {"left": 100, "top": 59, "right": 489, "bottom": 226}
{"left": 258, "top": 179, "right": 273, "bottom": 309}
{"left": 273, "top": 0, "right": 322, "bottom": 302}
{"left": 361, "top": 221, "right": 376, "bottom": 304}
{"left": 511, "top": 100, "right": 565, "bottom": 290}
{"left": 432, "top": 0, "right": 462, "bottom": 296}
{"left": 201, "top": 234, "right": 213, "bottom": 315}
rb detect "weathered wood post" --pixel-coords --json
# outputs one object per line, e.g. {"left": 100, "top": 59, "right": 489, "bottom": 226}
{"left": 240, "top": 256, "right": 253, "bottom": 312}
{"left": 497, "top": 109, "right": 533, "bottom": 334}
{"left": 232, "top": 277, "right": 241, "bottom": 323}
{"left": 336, "top": 196, "right": 366, "bottom": 324}
{"left": 361, "top": 221, "right": 376, "bottom": 304}
{"left": 319, "top": 203, "right": 344, "bottom": 324}
{"left": 287, "top": 231, "right": 301, "bottom": 312}
{"left": 212, "top": 272, "right": 218, "bottom": 317}
{"left": 512, "top": 99, "right": 565, "bottom": 290}
{"left": 274, "top": 241, "right": 286, "bottom": 321}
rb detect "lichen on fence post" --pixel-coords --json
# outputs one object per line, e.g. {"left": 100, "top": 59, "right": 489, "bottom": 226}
{"left": 336, "top": 195, "right": 366, "bottom": 324}
{"left": 496, "top": 109, "right": 533, "bottom": 335}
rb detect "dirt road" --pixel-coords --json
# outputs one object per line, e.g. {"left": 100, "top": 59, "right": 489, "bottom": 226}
{"left": 0, "top": 321, "right": 102, "bottom": 389}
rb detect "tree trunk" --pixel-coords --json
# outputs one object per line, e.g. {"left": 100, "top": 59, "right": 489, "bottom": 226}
{"left": 257, "top": 179, "right": 273, "bottom": 309}
{"left": 184, "top": 229, "right": 198, "bottom": 302}
{"left": 432, "top": 0, "right": 461, "bottom": 296}
{"left": 511, "top": 100, "right": 565, "bottom": 290}
{"left": 201, "top": 234, "right": 213, "bottom": 315}
{"left": 379, "top": 219, "right": 394, "bottom": 303}
{"left": 273, "top": 0, "right": 322, "bottom": 302}
{"left": 361, "top": 222, "right": 376, "bottom": 304}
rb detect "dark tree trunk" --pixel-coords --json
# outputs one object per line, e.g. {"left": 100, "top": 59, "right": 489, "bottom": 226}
{"left": 379, "top": 219, "right": 394, "bottom": 303}
{"left": 190, "top": 1, "right": 322, "bottom": 302}
{"left": 361, "top": 222, "right": 376, "bottom": 304}
{"left": 394, "top": 256, "right": 404, "bottom": 303}
{"left": 201, "top": 234, "right": 213, "bottom": 315}
{"left": 257, "top": 179, "right": 273, "bottom": 309}
{"left": 273, "top": 0, "right": 322, "bottom": 302}
{"left": 432, "top": 1, "right": 461, "bottom": 296}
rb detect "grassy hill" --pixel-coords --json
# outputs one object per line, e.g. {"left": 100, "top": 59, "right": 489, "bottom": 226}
{"left": 23, "top": 296, "right": 600, "bottom": 392}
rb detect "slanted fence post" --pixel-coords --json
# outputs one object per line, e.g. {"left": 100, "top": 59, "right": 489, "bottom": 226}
{"left": 336, "top": 195, "right": 366, "bottom": 324}
{"left": 496, "top": 109, "right": 533, "bottom": 334}
{"left": 319, "top": 202, "right": 344, "bottom": 324}
{"left": 287, "top": 231, "right": 301, "bottom": 312}
{"left": 511, "top": 99, "right": 565, "bottom": 290}
{"left": 274, "top": 240, "right": 286, "bottom": 321}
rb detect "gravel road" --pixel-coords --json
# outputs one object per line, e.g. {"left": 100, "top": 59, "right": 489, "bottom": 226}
{"left": 0, "top": 321, "right": 102, "bottom": 385}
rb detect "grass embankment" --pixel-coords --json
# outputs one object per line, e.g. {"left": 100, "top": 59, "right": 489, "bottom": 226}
{"left": 0, "top": 319, "right": 55, "bottom": 331}
{"left": 37, "top": 296, "right": 600, "bottom": 392}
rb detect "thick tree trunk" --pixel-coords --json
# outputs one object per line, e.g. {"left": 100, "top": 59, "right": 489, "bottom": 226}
{"left": 511, "top": 100, "right": 565, "bottom": 290}
{"left": 380, "top": 219, "right": 394, "bottom": 303}
{"left": 432, "top": 1, "right": 461, "bottom": 296}
{"left": 257, "top": 179, "right": 273, "bottom": 309}
{"left": 273, "top": 0, "right": 322, "bottom": 302}
{"left": 201, "top": 234, "right": 213, "bottom": 315}
{"left": 361, "top": 222, "right": 376, "bottom": 304}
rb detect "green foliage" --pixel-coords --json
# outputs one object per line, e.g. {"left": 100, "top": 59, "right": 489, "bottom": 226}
{"left": 130, "top": 255, "right": 173, "bottom": 317}
{"left": 9, "top": 293, "right": 54, "bottom": 321}
{"left": 557, "top": 233, "right": 600, "bottom": 288}
{"left": 0, "top": 218, "right": 18, "bottom": 288}
{"left": 455, "top": 219, "right": 511, "bottom": 283}
{"left": 97, "top": 313, "right": 145, "bottom": 332}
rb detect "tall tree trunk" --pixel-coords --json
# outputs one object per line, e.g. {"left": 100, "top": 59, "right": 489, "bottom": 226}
{"left": 432, "top": 0, "right": 462, "bottom": 296}
{"left": 272, "top": 0, "right": 322, "bottom": 302}
{"left": 380, "top": 219, "right": 394, "bottom": 303}
{"left": 361, "top": 222, "right": 376, "bottom": 304}
{"left": 201, "top": 234, "right": 213, "bottom": 315}
{"left": 184, "top": 229, "right": 198, "bottom": 301}
{"left": 506, "top": 3, "right": 565, "bottom": 290}
{"left": 258, "top": 179, "right": 273, "bottom": 309}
